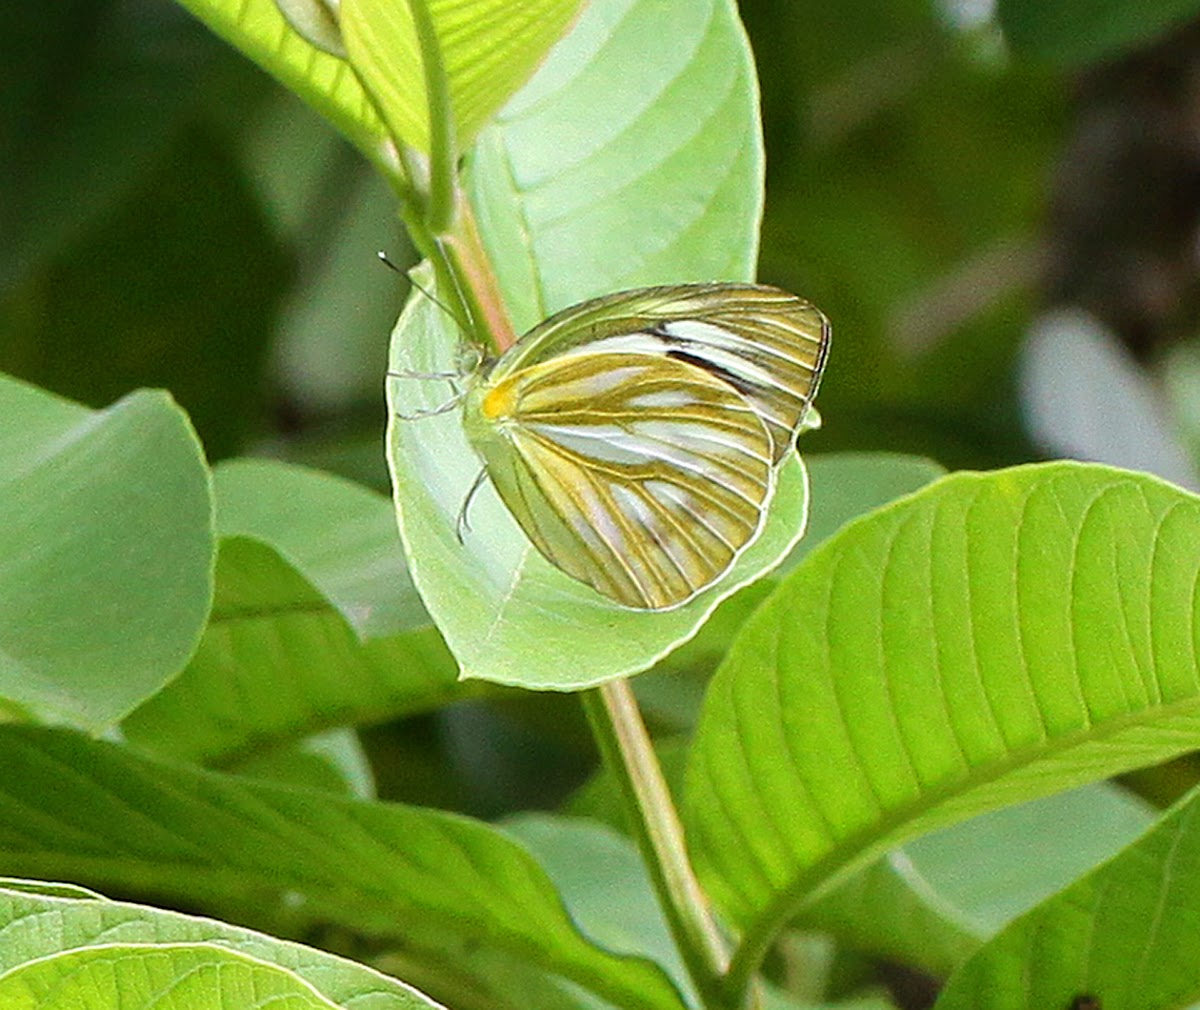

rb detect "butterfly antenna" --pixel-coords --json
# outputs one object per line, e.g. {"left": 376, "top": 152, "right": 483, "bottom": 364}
{"left": 433, "top": 237, "right": 482, "bottom": 339}
{"left": 455, "top": 467, "right": 490, "bottom": 544}
{"left": 377, "top": 250, "right": 471, "bottom": 334}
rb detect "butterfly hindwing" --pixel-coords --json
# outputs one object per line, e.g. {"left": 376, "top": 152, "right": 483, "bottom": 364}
{"left": 463, "top": 351, "right": 775, "bottom": 610}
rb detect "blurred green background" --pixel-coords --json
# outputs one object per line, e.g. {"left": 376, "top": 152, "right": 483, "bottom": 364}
{"left": 5, "top": 0, "right": 1200, "bottom": 808}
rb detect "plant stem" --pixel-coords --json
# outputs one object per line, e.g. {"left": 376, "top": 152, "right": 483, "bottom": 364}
{"left": 390, "top": 0, "right": 514, "bottom": 352}
{"left": 407, "top": 0, "right": 455, "bottom": 234}
{"left": 583, "top": 679, "right": 731, "bottom": 1010}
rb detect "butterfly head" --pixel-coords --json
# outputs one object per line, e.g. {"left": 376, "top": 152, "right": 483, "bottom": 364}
{"left": 454, "top": 342, "right": 486, "bottom": 377}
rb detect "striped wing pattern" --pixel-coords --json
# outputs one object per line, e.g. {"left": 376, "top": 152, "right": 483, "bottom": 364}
{"left": 503, "top": 284, "right": 831, "bottom": 463}
{"left": 463, "top": 351, "right": 775, "bottom": 610}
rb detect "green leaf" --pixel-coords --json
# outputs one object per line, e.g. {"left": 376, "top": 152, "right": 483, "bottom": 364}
{"left": 169, "top": 0, "right": 387, "bottom": 168}
{"left": 644, "top": 454, "right": 947, "bottom": 696}
{"left": 213, "top": 458, "right": 426, "bottom": 640}
{"left": 0, "top": 884, "right": 436, "bottom": 1009}
{"left": 0, "top": 944, "right": 347, "bottom": 1010}
{"left": 0, "top": 726, "right": 686, "bottom": 1010}
{"left": 504, "top": 814, "right": 691, "bottom": 999}
{"left": 121, "top": 536, "right": 462, "bottom": 767}
{"left": 341, "top": 0, "right": 584, "bottom": 153}
{"left": 386, "top": 283, "right": 812, "bottom": 690}
{"left": 906, "top": 782, "right": 1155, "bottom": 935}
{"left": 0, "top": 375, "right": 213, "bottom": 730}
{"left": 468, "top": 0, "right": 765, "bottom": 332}
{"left": 684, "top": 462, "right": 1200, "bottom": 990}
{"left": 800, "top": 855, "right": 980, "bottom": 979}
{"left": 383, "top": 0, "right": 771, "bottom": 687}
{"left": 232, "top": 727, "right": 377, "bottom": 797}
{"left": 998, "top": 0, "right": 1200, "bottom": 65}
{"left": 934, "top": 783, "right": 1200, "bottom": 1009}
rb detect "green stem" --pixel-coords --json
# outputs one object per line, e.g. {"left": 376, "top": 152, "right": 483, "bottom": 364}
{"left": 408, "top": 0, "right": 455, "bottom": 233}
{"left": 583, "top": 680, "right": 731, "bottom": 1010}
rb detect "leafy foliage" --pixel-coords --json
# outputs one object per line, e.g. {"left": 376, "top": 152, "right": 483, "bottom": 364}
{"left": 5, "top": 0, "right": 1200, "bottom": 1007}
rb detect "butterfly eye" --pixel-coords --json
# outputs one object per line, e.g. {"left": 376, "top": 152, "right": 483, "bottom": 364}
{"left": 455, "top": 343, "right": 485, "bottom": 375}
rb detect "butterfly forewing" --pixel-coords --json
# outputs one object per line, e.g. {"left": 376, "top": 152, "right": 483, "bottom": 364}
{"left": 499, "top": 284, "right": 830, "bottom": 463}
{"left": 463, "top": 352, "right": 775, "bottom": 610}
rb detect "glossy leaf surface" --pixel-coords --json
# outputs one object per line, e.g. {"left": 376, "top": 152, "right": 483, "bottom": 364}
{"left": 685, "top": 463, "right": 1200, "bottom": 985}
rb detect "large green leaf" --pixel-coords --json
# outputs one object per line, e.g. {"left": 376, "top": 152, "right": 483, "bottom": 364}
{"left": 998, "top": 0, "right": 1200, "bottom": 65}
{"left": 906, "top": 782, "right": 1155, "bottom": 936}
{"left": 341, "top": 0, "right": 585, "bottom": 153}
{"left": 0, "top": 727, "right": 685, "bottom": 1010}
{"left": 213, "top": 459, "right": 426, "bottom": 640}
{"left": 123, "top": 459, "right": 461, "bottom": 767}
{"left": 385, "top": 284, "right": 811, "bottom": 689}
{"left": 468, "top": 0, "right": 764, "bottom": 332}
{"left": 0, "top": 883, "right": 435, "bottom": 1009}
{"left": 684, "top": 462, "right": 1200, "bottom": 990}
{"left": 121, "top": 536, "right": 461, "bottom": 767}
{"left": 934, "top": 784, "right": 1200, "bottom": 1009}
{"left": 0, "top": 944, "right": 348, "bottom": 1009}
{"left": 385, "top": 0, "right": 774, "bottom": 688}
{"left": 0, "top": 375, "right": 213, "bottom": 730}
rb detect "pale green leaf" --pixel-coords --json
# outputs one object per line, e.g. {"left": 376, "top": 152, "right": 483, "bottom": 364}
{"left": 935, "top": 784, "right": 1200, "bottom": 1009}
{"left": 0, "top": 885, "right": 436, "bottom": 1009}
{"left": 468, "top": 0, "right": 764, "bottom": 331}
{"left": 341, "top": 0, "right": 585, "bottom": 153}
{"left": 906, "top": 782, "right": 1156, "bottom": 935}
{"left": 0, "top": 374, "right": 213, "bottom": 730}
{"left": 383, "top": 0, "right": 773, "bottom": 686}
{"left": 0, "top": 943, "right": 345, "bottom": 1010}
{"left": 805, "top": 784, "right": 1157, "bottom": 978}
{"left": 504, "top": 814, "right": 691, "bottom": 1000}
{"left": 232, "top": 727, "right": 377, "bottom": 797}
{"left": 121, "top": 537, "right": 463, "bottom": 767}
{"left": 799, "top": 855, "right": 980, "bottom": 979}
{"left": 213, "top": 458, "right": 425, "bottom": 640}
{"left": 684, "top": 462, "right": 1200, "bottom": 987}
{"left": 0, "top": 726, "right": 686, "bottom": 1010}
{"left": 386, "top": 284, "right": 811, "bottom": 690}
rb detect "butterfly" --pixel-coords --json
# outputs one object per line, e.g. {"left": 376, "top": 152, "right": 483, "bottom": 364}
{"left": 444, "top": 282, "right": 830, "bottom": 612}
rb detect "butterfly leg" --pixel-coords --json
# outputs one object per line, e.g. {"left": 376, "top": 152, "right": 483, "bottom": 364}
{"left": 455, "top": 466, "right": 490, "bottom": 544}
{"left": 387, "top": 368, "right": 464, "bottom": 380}
{"left": 395, "top": 389, "right": 466, "bottom": 420}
